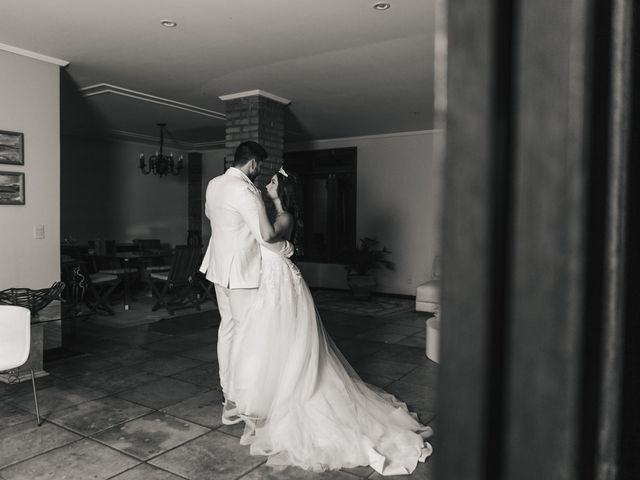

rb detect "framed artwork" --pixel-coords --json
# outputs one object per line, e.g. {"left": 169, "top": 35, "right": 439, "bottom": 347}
{"left": 0, "top": 130, "right": 24, "bottom": 165}
{"left": 0, "top": 171, "right": 25, "bottom": 205}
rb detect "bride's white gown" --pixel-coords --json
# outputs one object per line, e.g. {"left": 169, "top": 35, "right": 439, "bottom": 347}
{"left": 223, "top": 246, "right": 433, "bottom": 476}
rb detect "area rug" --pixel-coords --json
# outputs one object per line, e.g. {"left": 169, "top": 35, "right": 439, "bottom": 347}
{"left": 312, "top": 289, "right": 415, "bottom": 318}
{"left": 86, "top": 296, "right": 218, "bottom": 328}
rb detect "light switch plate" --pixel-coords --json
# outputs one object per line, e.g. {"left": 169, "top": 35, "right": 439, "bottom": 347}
{"left": 35, "top": 224, "right": 45, "bottom": 239}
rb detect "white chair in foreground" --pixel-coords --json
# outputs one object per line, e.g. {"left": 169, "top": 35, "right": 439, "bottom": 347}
{"left": 0, "top": 305, "right": 41, "bottom": 425}
{"left": 416, "top": 257, "right": 441, "bottom": 363}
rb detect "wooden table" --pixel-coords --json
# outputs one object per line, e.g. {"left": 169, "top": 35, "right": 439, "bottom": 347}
{"left": 86, "top": 251, "right": 171, "bottom": 311}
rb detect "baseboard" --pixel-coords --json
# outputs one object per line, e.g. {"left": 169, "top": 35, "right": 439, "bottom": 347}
{"left": 309, "top": 286, "right": 415, "bottom": 300}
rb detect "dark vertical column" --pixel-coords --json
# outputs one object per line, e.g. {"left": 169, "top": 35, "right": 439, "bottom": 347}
{"left": 439, "top": 0, "right": 636, "bottom": 479}
{"left": 187, "top": 152, "right": 202, "bottom": 245}
{"left": 503, "top": 0, "right": 593, "bottom": 477}
{"left": 596, "top": 1, "right": 634, "bottom": 479}
{"left": 619, "top": 3, "right": 640, "bottom": 479}
{"left": 438, "top": 0, "right": 512, "bottom": 479}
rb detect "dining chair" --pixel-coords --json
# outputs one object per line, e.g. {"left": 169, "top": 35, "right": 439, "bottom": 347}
{"left": 73, "top": 261, "right": 120, "bottom": 315}
{"left": 196, "top": 272, "right": 217, "bottom": 306}
{"left": 146, "top": 245, "right": 202, "bottom": 315}
{"left": 0, "top": 305, "right": 41, "bottom": 426}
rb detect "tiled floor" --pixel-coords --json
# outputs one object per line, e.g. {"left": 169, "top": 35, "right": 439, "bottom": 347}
{"left": 0, "top": 294, "right": 437, "bottom": 480}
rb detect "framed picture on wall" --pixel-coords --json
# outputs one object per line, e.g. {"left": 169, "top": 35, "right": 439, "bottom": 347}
{"left": 0, "top": 171, "right": 25, "bottom": 205}
{"left": 0, "top": 130, "right": 24, "bottom": 165}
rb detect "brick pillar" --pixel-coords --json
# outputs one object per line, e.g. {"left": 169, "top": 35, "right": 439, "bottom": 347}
{"left": 219, "top": 90, "right": 290, "bottom": 189}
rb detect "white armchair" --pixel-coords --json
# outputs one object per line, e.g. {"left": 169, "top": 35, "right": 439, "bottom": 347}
{"left": 416, "top": 257, "right": 441, "bottom": 363}
{"left": 0, "top": 305, "right": 41, "bottom": 425}
{"left": 416, "top": 256, "right": 441, "bottom": 313}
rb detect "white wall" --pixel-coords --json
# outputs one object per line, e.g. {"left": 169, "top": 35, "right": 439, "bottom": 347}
{"left": 289, "top": 130, "right": 442, "bottom": 296}
{"left": 61, "top": 136, "right": 190, "bottom": 247}
{"left": 0, "top": 51, "right": 60, "bottom": 289}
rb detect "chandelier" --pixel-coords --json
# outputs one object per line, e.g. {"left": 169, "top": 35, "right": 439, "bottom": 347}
{"left": 139, "top": 123, "right": 184, "bottom": 176}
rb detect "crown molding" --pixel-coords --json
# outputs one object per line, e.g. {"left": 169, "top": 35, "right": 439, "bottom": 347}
{"left": 286, "top": 129, "right": 442, "bottom": 150}
{"left": 103, "top": 129, "right": 224, "bottom": 151}
{"left": 189, "top": 140, "right": 226, "bottom": 150}
{"left": 0, "top": 42, "right": 69, "bottom": 67}
{"left": 219, "top": 89, "right": 291, "bottom": 105}
{"left": 80, "top": 83, "right": 226, "bottom": 120}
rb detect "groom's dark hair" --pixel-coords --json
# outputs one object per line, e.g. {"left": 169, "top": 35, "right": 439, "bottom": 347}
{"left": 233, "top": 141, "right": 268, "bottom": 167}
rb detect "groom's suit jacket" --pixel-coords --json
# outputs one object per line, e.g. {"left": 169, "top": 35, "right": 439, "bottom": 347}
{"left": 199, "top": 167, "right": 293, "bottom": 288}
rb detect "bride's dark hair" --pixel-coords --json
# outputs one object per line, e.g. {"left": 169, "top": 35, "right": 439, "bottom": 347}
{"left": 275, "top": 171, "right": 302, "bottom": 243}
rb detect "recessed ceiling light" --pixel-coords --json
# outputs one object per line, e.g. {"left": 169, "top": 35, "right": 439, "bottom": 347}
{"left": 161, "top": 19, "right": 177, "bottom": 28}
{"left": 373, "top": 2, "right": 390, "bottom": 10}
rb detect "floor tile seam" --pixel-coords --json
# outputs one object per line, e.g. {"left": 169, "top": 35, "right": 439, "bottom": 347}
{"left": 144, "top": 410, "right": 216, "bottom": 432}
{"left": 139, "top": 335, "right": 207, "bottom": 351}
{"left": 44, "top": 352, "right": 94, "bottom": 365}
{"left": 47, "top": 357, "right": 122, "bottom": 372}
{"left": 167, "top": 363, "right": 220, "bottom": 378}
{"left": 4, "top": 387, "right": 112, "bottom": 416}
{"left": 139, "top": 355, "right": 207, "bottom": 377}
{"left": 139, "top": 343, "right": 211, "bottom": 355}
{"left": 231, "top": 458, "right": 269, "bottom": 480}
{"left": 109, "top": 426, "right": 213, "bottom": 463}
{"left": 158, "top": 414, "right": 223, "bottom": 432}
{"left": 0, "top": 435, "right": 85, "bottom": 472}
{"left": 95, "top": 357, "right": 164, "bottom": 369}
{"left": 351, "top": 366, "right": 416, "bottom": 380}
{"left": 172, "top": 351, "right": 218, "bottom": 363}
{"left": 101, "top": 330, "right": 177, "bottom": 340}
{"left": 339, "top": 468, "right": 372, "bottom": 479}
{"left": 103, "top": 463, "right": 143, "bottom": 480}
{"left": 77, "top": 435, "right": 146, "bottom": 464}
{"left": 105, "top": 461, "right": 191, "bottom": 480}
{"left": 216, "top": 427, "right": 243, "bottom": 440}
{"left": 112, "top": 384, "right": 214, "bottom": 413}
{"left": 0, "top": 397, "right": 40, "bottom": 417}
{"left": 0, "top": 378, "right": 59, "bottom": 402}
{"left": 355, "top": 333, "right": 414, "bottom": 342}
{"left": 393, "top": 364, "right": 423, "bottom": 383}
{"left": 339, "top": 470, "right": 367, "bottom": 479}
{"left": 0, "top": 413, "right": 38, "bottom": 431}
{"left": 166, "top": 375, "right": 221, "bottom": 390}
{"left": 112, "top": 377, "right": 217, "bottom": 410}
{"left": 95, "top": 376, "right": 170, "bottom": 396}
{"left": 47, "top": 362, "right": 126, "bottom": 381}
{"left": 138, "top": 363, "right": 209, "bottom": 378}
{"left": 357, "top": 356, "right": 424, "bottom": 370}
{"left": 172, "top": 344, "right": 218, "bottom": 355}
{"left": 49, "top": 406, "right": 153, "bottom": 438}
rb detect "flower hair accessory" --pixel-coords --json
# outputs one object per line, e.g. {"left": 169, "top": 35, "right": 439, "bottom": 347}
{"left": 278, "top": 166, "right": 289, "bottom": 177}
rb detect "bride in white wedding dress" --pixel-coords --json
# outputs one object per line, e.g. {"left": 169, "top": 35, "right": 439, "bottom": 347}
{"left": 222, "top": 169, "right": 433, "bottom": 476}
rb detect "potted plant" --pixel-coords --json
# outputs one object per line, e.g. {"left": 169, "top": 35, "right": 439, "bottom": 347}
{"left": 344, "top": 237, "right": 395, "bottom": 299}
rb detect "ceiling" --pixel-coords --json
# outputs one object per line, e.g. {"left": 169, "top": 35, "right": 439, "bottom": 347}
{"left": 0, "top": 0, "right": 435, "bottom": 146}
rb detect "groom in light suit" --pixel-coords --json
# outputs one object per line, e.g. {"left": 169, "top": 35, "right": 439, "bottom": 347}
{"left": 200, "top": 141, "right": 294, "bottom": 406}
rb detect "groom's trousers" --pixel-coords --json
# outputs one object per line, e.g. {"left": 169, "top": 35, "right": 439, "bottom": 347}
{"left": 214, "top": 284, "right": 258, "bottom": 401}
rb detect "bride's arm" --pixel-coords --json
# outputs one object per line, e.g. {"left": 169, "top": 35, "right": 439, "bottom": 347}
{"left": 256, "top": 201, "right": 292, "bottom": 243}
{"left": 237, "top": 187, "right": 295, "bottom": 257}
